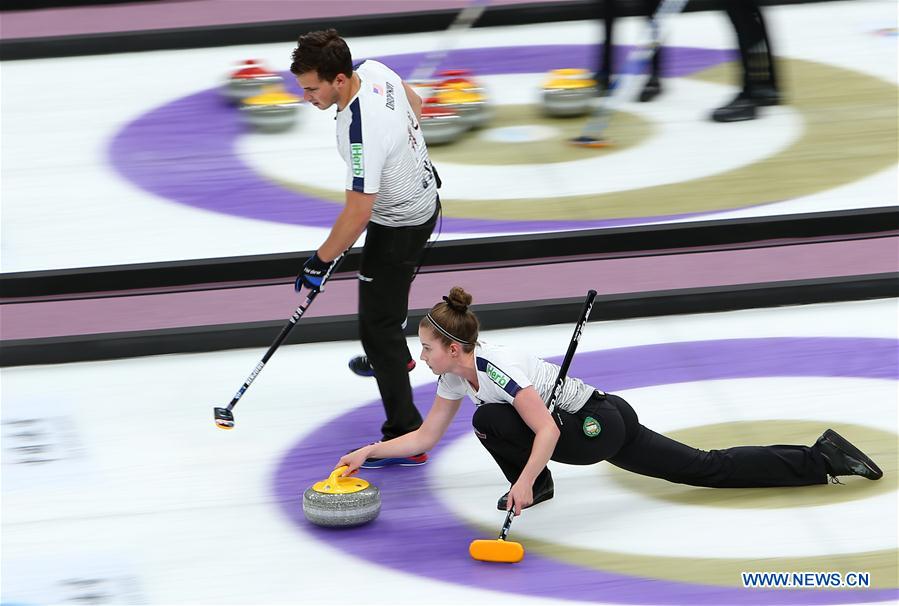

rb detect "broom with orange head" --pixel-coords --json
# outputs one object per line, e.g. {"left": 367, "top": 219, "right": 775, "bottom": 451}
{"left": 469, "top": 289, "right": 598, "bottom": 563}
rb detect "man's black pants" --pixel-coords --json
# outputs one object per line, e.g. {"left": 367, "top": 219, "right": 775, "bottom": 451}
{"left": 358, "top": 207, "right": 437, "bottom": 440}
{"left": 472, "top": 392, "right": 828, "bottom": 490}
{"left": 724, "top": 0, "right": 778, "bottom": 95}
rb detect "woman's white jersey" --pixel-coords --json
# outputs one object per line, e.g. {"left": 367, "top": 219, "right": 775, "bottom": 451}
{"left": 436, "top": 342, "right": 597, "bottom": 413}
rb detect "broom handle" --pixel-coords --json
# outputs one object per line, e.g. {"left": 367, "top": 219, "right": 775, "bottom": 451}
{"left": 497, "top": 290, "right": 597, "bottom": 536}
{"left": 546, "top": 290, "right": 598, "bottom": 415}
{"left": 498, "top": 508, "right": 515, "bottom": 540}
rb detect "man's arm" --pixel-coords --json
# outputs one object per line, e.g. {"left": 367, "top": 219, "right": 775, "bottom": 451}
{"left": 403, "top": 81, "right": 422, "bottom": 122}
{"left": 317, "top": 189, "right": 375, "bottom": 261}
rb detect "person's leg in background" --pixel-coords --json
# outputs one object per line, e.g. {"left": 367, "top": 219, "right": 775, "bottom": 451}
{"left": 594, "top": 0, "right": 666, "bottom": 102}
{"left": 593, "top": 0, "right": 615, "bottom": 93}
{"left": 712, "top": 0, "right": 781, "bottom": 122}
{"left": 639, "top": 0, "right": 664, "bottom": 102}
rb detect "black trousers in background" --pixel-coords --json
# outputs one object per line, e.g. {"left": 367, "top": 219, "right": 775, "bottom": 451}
{"left": 723, "top": 0, "right": 778, "bottom": 95}
{"left": 472, "top": 392, "right": 828, "bottom": 490}
{"left": 358, "top": 206, "right": 437, "bottom": 440}
{"left": 593, "top": 0, "right": 663, "bottom": 89}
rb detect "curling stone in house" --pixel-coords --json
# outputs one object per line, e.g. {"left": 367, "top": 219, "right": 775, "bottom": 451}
{"left": 303, "top": 466, "right": 381, "bottom": 528}
{"left": 223, "top": 59, "right": 284, "bottom": 105}
{"left": 420, "top": 98, "right": 467, "bottom": 145}
{"left": 435, "top": 78, "right": 490, "bottom": 130}
{"left": 239, "top": 86, "right": 302, "bottom": 133}
{"left": 541, "top": 68, "right": 598, "bottom": 117}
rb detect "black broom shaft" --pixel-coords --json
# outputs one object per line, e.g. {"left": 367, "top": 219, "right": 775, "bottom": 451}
{"left": 496, "top": 290, "right": 597, "bottom": 537}
{"left": 546, "top": 290, "right": 598, "bottom": 414}
{"left": 498, "top": 507, "right": 515, "bottom": 540}
{"left": 225, "top": 252, "right": 346, "bottom": 412}
{"left": 224, "top": 293, "right": 316, "bottom": 411}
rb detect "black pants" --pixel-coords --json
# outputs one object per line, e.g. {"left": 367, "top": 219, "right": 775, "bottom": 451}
{"left": 723, "top": 0, "right": 778, "bottom": 95}
{"left": 472, "top": 392, "right": 828, "bottom": 490}
{"left": 358, "top": 205, "right": 437, "bottom": 440}
{"left": 594, "top": 0, "right": 663, "bottom": 89}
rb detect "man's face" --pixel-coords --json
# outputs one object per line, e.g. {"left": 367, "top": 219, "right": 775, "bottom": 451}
{"left": 296, "top": 70, "right": 344, "bottom": 110}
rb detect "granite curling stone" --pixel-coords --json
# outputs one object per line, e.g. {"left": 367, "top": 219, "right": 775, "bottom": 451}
{"left": 240, "top": 86, "right": 301, "bottom": 133}
{"left": 222, "top": 59, "right": 283, "bottom": 105}
{"left": 541, "top": 68, "right": 598, "bottom": 117}
{"left": 303, "top": 465, "right": 381, "bottom": 527}
{"left": 420, "top": 98, "right": 466, "bottom": 145}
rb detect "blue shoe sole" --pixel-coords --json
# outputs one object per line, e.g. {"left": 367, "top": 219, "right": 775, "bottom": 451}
{"left": 360, "top": 456, "right": 428, "bottom": 469}
{"left": 348, "top": 360, "right": 375, "bottom": 377}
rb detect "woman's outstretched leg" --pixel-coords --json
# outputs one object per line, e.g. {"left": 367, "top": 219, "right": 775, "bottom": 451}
{"left": 604, "top": 395, "right": 880, "bottom": 487}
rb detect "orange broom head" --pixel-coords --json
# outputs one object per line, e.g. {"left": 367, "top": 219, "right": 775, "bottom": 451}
{"left": 469, "top": 538, "right": 525, "bottom": 563}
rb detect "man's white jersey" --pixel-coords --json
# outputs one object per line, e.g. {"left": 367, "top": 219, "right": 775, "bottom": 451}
{"left": 435, "top": 342, "right": 596, "bottom": 413}
{"left": 335, "top": 60, "right": 437, "bottom": 227}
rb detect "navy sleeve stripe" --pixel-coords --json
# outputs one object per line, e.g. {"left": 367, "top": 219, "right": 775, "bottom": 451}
{"left": 349, "top": 98, "right": 364, "bottom": 192}
{"left": 476, "top": 357, "right": 522, "bottom": 398}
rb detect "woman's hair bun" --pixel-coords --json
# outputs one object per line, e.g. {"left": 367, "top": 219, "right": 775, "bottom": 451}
{"left": 443, "top": 286, "right": 473, "bottom": 313}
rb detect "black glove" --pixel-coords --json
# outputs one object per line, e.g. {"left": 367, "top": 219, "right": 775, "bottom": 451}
{"left": 295, "top": 253, "right": 332, "bottom": 292}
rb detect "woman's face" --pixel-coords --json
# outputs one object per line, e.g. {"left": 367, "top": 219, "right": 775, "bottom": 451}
{"left": 418, "top": 326, "right": 455, "bottom": 374}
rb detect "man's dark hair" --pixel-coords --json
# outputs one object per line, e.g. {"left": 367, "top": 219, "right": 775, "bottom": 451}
{"left": 290, "top": 29, "right": 353, "bottom": 81}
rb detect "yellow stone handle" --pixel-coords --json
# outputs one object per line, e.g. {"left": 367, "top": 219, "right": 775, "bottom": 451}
{"left": 329, "top": 465, "right": 349, "bottom": 484}
{"left": 312, "top": 465, "right": 370, "bottom": 494}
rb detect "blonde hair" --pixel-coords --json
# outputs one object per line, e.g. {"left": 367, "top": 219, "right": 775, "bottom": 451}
{"left": 420, "top": 286, "right": 479, "bottom": 352}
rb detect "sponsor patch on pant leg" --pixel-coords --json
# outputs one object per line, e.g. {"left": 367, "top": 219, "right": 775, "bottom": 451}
{"left": 583, "top": 416, "right": 601, "bottom": 438}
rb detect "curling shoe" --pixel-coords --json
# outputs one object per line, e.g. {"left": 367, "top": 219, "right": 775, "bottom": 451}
{"left": 361, "top": 453, "right": 428, "bottom": 469}
{"left": 348, "top": 355, "right": 416, "bottom": 377}
{"left": 711, "top": 92, "right": 758, "bottom": 122}
{"left": 815, "top": 429, "right": 883, "bottom": 481}
{"left": 638, "top": 76, "right": 661, "bottom": 102}
{"left": 497, "top": 472, "right": 554, "bottom": 511}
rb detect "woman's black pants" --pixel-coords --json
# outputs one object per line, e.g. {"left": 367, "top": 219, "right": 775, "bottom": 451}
{"left": 471, "top": 392, "right": 828, "bottom": 490}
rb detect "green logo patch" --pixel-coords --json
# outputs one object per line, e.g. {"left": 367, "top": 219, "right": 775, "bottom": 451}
{"left": 350, "top": 143, "right": 364, "bottom": 177}
{"left": 582, "top": 416, "right": 601, "bottom": 438}
{"left": 485, "top": 363, "right": 510, "bottom": 388}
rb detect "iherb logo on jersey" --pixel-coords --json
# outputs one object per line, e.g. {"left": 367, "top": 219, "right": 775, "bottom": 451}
{"left": 350, "top": 143, "right": 364, "bottom": 177}
{"left": 485, "top": 363, "right": 510, "bottom": 388}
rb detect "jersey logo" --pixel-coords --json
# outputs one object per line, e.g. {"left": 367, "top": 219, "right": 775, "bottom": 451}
{"left": 385, "top": 82, "right": 395, "bottom": 111}
{"left": 350, "top": 143, "right": 364, "bottom": 178}
{"left": 485, "top": 363, "right": 510, "bottom": 388}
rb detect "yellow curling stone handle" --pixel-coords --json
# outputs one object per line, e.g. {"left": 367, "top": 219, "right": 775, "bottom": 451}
{"left": 312, "top": 465, "right": 370, "bottom": 494}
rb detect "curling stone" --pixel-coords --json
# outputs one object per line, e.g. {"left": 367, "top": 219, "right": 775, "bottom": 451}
{"left": 239, "top": 86, "right": 302, "bottom": 133}
{"left": 222, "top": 59, "right": 284, "bottom": 105}
{"left": 435, "top": 79, "right": 490, "bottom": 130}
{"left": 541, "top": 68, "right": 598, "bottom": 117}
{"left": 420, "top": 98, "right": 466, "bottom": 145}
{"left": 303, "top": 465, "right": 381, "bottom": 527}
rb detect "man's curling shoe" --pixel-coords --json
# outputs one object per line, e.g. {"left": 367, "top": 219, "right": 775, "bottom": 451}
{"left": 815, "top": 429, "right": 883, "bottom": 480}
{"left": 349, "top": 355, "right": 416, "bottom": 377}
{"left": 497, "top": 473, "right": 555, "bottom": 511}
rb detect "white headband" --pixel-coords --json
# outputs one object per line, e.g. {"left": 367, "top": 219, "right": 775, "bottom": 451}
{"left": 426, "top": 313, "right": 472, "bottom": 345}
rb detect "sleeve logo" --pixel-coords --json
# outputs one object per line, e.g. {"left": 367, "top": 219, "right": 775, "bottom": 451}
{"left": 485, "top": 363, "right": 510, "bottom": 388}
{"left": 350, "top": 143, "right": 364, "bottom": 177}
